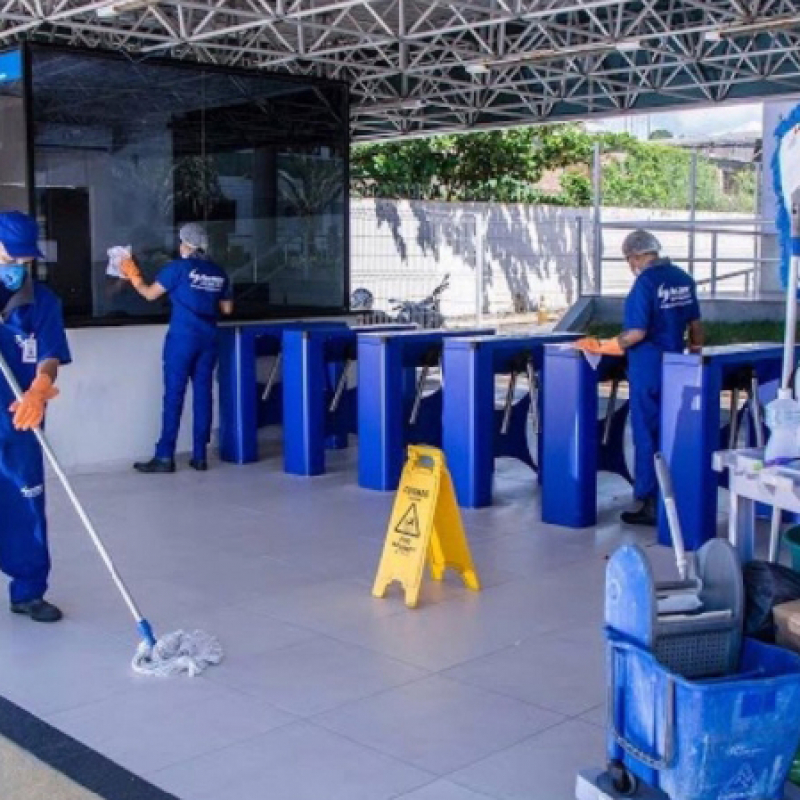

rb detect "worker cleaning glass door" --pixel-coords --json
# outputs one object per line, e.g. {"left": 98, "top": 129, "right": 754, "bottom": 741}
{"left": 121, "top": 223, "right": 234, "bottom": 473}
{"left": 575, "top": 229, "right": 704, "bottom": 526}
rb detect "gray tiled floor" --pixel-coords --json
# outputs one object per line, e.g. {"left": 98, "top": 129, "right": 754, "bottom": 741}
{"left": 4, "top": 443, "right": 666, "bottom": 800}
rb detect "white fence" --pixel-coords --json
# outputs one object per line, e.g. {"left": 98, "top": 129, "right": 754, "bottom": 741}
{"left": 350, "top": 198, "right": 766, "bottom": 325}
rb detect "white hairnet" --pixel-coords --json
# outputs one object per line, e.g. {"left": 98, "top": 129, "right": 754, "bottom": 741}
{"left": 179, "top": 223, "right": 209, "bottom": 253}
{"left": 621, "top": 229, "right": 661, "bottom": 257}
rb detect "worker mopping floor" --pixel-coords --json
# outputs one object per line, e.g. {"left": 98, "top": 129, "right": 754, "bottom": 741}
{"left": 0, "top": 351, "right": 222, "bottom": 678}
{"left": 0, "top": 427, "right": 649, "bottom": 800}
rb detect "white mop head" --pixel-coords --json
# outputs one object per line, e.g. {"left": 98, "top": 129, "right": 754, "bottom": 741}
{"left": 132, "top": 630, "right": 223, "bottom": 677}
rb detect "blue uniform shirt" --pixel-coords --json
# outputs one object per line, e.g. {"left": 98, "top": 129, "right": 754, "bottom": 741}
{"left": 156, "top": 256, "right": 232, "bottom": 338}
{"left": 0, "top": 282, "right": 72, "bottom": 419}
{"left": 624, "top": 258, "right": 700, "bottom": 383}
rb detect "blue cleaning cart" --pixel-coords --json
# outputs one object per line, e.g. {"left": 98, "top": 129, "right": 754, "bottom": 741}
{"left": 604, "top": 632, "right": 800, "bottom": 800}
{"left": 577, "top": 539, "right": 800, "bottom": 800}
{"left": 578, "top": 576, "right": 800, "bottom": 800}
{"left": 578, "top": 450, "right": 800, "bottom": 799}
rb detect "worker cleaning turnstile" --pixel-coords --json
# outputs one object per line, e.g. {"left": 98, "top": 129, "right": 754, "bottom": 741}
{"left": 577, "top": 184, "right": 800, "bottom": 800}
{"left": 575, "top": 229, "right": 704, "bottom": 527}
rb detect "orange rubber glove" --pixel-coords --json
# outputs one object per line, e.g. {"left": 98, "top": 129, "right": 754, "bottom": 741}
{"left": 120, "top": 257, "right": 144, "bottom": 288}
{"left": 574, "top": 337, "right": 624, "bottom": 357}
{"left": 9, "top": 373, "right": 59, "bottom": 431}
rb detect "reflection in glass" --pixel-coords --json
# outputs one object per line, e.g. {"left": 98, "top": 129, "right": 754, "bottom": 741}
{"left": 0, "top": 49, "right": 28, "bottom": 213}
{"left": 27, "top": 45, "right": 348, "bottom": 324}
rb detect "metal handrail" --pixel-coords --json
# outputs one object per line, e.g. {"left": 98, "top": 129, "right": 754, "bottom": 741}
{"left": 601, "top": 217, "right": 775, "bottom": 230}
{"left": 695, "top": 268, "right": 756, "bottom": 287}
{"left": 603, "top": 226, "right": 769, "bottom": 238}
{"left": 602, "top": 256, "right": 778, "bottom": 265}
{"left": 595, "top": 216, "right": 773, "bottom": 298}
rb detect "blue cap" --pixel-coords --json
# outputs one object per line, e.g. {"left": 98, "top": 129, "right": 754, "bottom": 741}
{"left": 0, "top": 211, "right": 44, "bottom": 259}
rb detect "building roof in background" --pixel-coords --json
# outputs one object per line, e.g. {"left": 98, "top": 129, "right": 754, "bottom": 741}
{"left": 672, "top": 133, "right": 761, "bottom": 148}
{"left": 670, "top": 132, "right": 762, "bottom": 162}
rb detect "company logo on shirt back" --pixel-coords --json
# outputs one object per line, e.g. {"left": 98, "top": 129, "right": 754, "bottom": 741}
{"left": 657, "top": 283, "right": 694, "bottom": 310}
{"left": 189, "top": 269, "right": 225, "bottom": 293}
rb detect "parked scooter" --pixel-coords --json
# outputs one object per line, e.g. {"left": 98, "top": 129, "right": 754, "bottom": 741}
{"left": 350, "top": 288, "right": 392, "bottom": 325}
{"left": 350, "top": 274, "right": 450, "bottom": 328}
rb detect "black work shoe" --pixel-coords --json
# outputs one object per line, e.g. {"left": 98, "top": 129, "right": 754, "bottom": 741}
{"left": 189, "top": 459, "right": 208, "bottom": 471}
{"left": 11, "top": 598, "right": 63, "bottom": 623}
{"left": 134, "top": 457, "right": 175, "bottom": 474}
{"left": 621, "top": 498, "right": 657, "bottom": 527}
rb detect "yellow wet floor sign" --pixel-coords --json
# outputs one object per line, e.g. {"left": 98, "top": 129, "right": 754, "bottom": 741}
{"left": 372, "top": 445, "right": 480, "bottom": 608}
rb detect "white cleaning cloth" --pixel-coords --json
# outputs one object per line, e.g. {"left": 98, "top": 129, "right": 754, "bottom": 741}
{"left": 106, "top": 245, "right": 132, "bottom": 279}
{"left": 581, "top": 351, "right": 602, "bottom": 370}
{"left": 132, "top": 629, "right": 223, "bottom": 677}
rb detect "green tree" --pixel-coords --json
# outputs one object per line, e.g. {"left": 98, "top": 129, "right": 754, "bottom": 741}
{"left": 601, "top": 142, "right": 692, "bottom": 208}
{"left": 352, "top": 129, "right": 546, "bottom": 202}
{"left": 559, "top": 170, "right": 592, "bottom": 206}
{"left": 350, "top": 126, "right": 756, "bottom": 213}
{"left": 649, "top": 129, "right": 674, "bottom": 140}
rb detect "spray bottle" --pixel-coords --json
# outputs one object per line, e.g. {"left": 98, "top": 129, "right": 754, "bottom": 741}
{"left": 764, "top": 388, "right": 800, "bottom": 465}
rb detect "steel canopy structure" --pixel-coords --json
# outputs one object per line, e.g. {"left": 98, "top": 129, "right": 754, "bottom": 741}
{"left": 1, "top": 1, "right": 800, "bottom": 141}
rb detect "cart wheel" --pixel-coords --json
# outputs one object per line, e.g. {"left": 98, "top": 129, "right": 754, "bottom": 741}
{"left": 608, "top": 760, "right": 639, "bottom": 797}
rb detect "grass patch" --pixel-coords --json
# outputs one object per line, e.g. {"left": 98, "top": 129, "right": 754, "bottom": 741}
{"left": 586, "top": 320, "right": 792, "bottom": 346}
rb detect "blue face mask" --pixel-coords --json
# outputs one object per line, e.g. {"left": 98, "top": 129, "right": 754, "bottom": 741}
{"left": 0, "top": 264, "right": 26, "bottom": 292}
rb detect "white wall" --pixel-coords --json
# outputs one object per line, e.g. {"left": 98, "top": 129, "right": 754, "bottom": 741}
{"left": 351, "top": 199, "right": 757, "bottom": 316}
{"left": 46, "top": 324, "right": 196, "bottom": 473}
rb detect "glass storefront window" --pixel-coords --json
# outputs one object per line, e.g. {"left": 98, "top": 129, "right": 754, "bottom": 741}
{"left": 24, "top": 44, "right": 348, "bottom": 325}
{"left": 0, "top": 49, "right": 28, "bottom": 214}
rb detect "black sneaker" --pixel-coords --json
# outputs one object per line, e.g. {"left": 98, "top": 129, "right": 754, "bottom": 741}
{"left": 189, "top": 459, "right": 208, "bottom": 471}
{"left": 134, "top": 457, "right": 175, "bottom": 474}
{"left": 620, "top": 498, "right": 657, "bottom": 527}
{"left": 11, "top": 598, "right": 63, "bottom": 623}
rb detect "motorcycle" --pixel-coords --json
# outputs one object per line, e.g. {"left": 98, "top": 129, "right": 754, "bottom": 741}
{"left": 350, "top": 274, "right": 450, "bottom": 329}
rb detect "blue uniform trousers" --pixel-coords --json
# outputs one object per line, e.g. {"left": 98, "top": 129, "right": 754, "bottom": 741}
{"left": 629, "top": 372, "right": 660, "bottom": 501}
{"left": 155, "top": 330, "right": 217, "bottom": 461}
{"left": 0, "top": 421, "right": 50, "bottom": 602}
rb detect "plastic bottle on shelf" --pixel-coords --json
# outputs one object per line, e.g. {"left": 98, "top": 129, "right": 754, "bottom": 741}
{"left": 763, "top": 388, "right": 800, "bottom": 465}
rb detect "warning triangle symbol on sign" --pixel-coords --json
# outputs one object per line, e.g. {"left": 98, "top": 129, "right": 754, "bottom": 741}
{"left": 395, "top": 503, "right": 420, "bottom": 537}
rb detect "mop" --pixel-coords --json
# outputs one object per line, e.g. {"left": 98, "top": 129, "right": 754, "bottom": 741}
{"left": 0, "top": 353, "right": 222, "bottom": 677}
{"left": 653, "top": 452, "right": 704, "bottom": 614}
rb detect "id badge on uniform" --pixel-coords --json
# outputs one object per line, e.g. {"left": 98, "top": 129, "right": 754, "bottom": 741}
{"left": 21, "top": 336, "right": 37, "bottom": 364}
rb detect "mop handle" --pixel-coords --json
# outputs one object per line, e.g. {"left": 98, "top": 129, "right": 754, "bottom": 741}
{"left": 654, "top": 453, "right": 688, "bottom": 581}
{"left": 0, "top": 354, "right": 156, "bottom": 645}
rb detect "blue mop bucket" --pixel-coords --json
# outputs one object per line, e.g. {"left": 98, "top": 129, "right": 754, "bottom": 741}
{"left": 607, "top": 631, "right": 800, "bottom": 800}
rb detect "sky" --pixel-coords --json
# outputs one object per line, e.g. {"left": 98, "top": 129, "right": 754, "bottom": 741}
{"left": 585, "top": 102, "right": 763, "bottom": 140}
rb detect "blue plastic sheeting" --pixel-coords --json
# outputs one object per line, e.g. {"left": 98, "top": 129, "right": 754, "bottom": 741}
{"left": 771, "top": 102, "right": 800, "bottom": 290}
